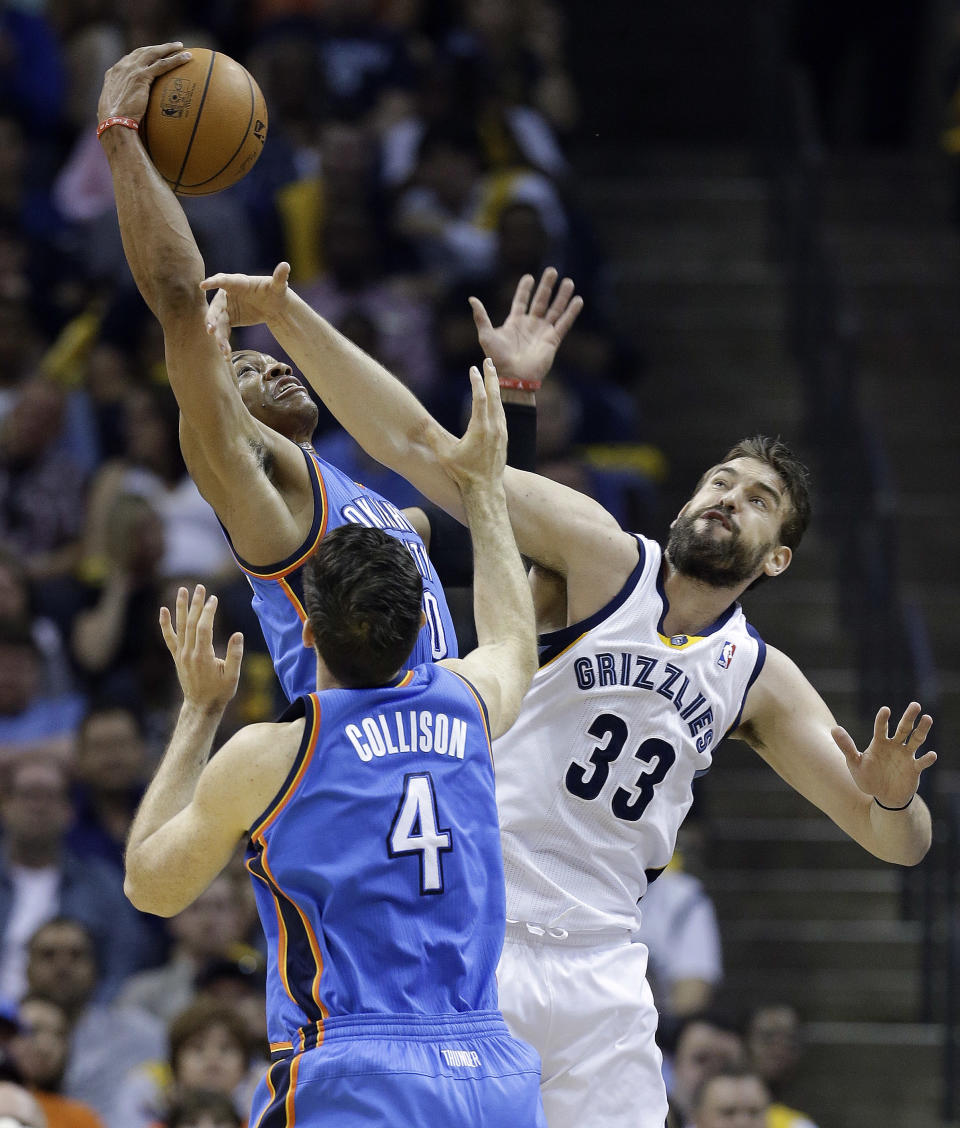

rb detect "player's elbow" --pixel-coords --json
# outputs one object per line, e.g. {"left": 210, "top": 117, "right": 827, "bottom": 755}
{"left": 489, "top": 641, "right": 537, "bottom": 739}
{"left": 124, "top": 863, "right": 179, "bottom": 918}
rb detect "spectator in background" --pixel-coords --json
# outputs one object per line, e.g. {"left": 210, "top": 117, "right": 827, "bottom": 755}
{"left": 0, "top": 1078, "right": 46, "bottom": 1128}
{"left": 0, "top": 377, "right": 87, "bottom": 596}
{"left": 66, "top": 703, "right": 153, "bottom": 872}
{"left": 9, "top": 993, "right": 105, "bottom": 1128}
{"left": 164, "top": 1089, "right": 241, "bottom": 1128}
{"left": 117, "top": 876, "right": 252, "bottom": 1026}
{"left": 70, "top": 493, "right": 172, "bottom": 710}
{"left": 380, "top": 52, "right": 568, "bottom": 191}
{"left": 79, "top": 384, "right": 233, "bottom": 585}
{"left": 0, "top": 625, "right": 84, "bottom": 763}
{"left": 665, "top": 1011, "right": 745, "bottom": 1128}
{"left": 0, "top": 759, "right": 154, "bottom": 1002}
{"left": 689, "top": 1066, "right": 770, "bottom": 1128}
{"left": 23, "top": 919, "right": 165, "bottom": 1123}
{"left": 108, "top": 1000, "right": 254, "bottom": 1128}
{"left": 393, "top": 119, "right": 568, "bottom": 292}
{"left": 0, "top": 546, "right": 74, "bottom": 701}
{"left": 243, "top": 200, "right": 439, "bottom": 406}
{"left": 745, "top": 1004, "right": 819, "bottom": 1128}
{"left": 636, "top": 863, "right": 723, "bottom": 1024}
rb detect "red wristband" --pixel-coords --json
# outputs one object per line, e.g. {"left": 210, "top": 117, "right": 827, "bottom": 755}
{"left": 497, "top": 377, "right": 542, "bottom": 392}
{"left": 97, "top": 116, "right": 140, "bottom": 140}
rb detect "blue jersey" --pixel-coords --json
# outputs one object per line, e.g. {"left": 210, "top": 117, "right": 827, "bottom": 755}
{"left": 224, "top": 444, "right": 458, "bottom": 701}
{"left": 245, "top": 663, "right": 505, "bottom": 1055}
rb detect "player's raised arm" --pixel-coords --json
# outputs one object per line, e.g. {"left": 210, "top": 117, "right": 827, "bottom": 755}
{"left": 124, "top": 585, "right": 296, "bottom": 916}
{"left": 202, "top": 265, "right": 638, "bottom": 613}
{"left": 736, "top": 646, "right": 935, "bottom": 866}
{"left": 434, "top": 360, "right": 537, "bottom": 738}
{"left": 97, "top": 46, "right": 312, "bottom": 561}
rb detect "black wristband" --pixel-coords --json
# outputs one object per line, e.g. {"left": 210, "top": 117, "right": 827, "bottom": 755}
{"left": 873, "top": 794, "right": 915, "bottom": 811}
{"left": 503, "top": 401, "right": 537, "bottom": 474}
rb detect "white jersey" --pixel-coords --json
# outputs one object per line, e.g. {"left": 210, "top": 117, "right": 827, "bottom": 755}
{"left": 494, "top": 534, "right": 765, "bottom": 934}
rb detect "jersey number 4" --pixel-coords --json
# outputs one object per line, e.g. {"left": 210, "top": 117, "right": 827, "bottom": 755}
{"left": 565, "top": 713, "right": 676, "bottom": 821}
{"left": 387, "top": 772, "right": 453, "bottom": 894}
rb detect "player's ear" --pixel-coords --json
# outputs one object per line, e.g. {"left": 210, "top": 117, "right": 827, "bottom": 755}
{"left": 302, "top": 619, "right": 316, "bottom": 650}
{"left": 419, "top": 609, "right": 426, "bottom": 632}
{"left": 670, "top": 501, "right": 690, "bottom": 529}
{"left": 763, "top": 544, "right": 792, "bottom": 579}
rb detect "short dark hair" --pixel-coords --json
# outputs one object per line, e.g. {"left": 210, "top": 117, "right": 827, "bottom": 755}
{"left": 691, "top": 1063, "right": 770, "bottom": 1112}
{"left": 166, "top": 1089, "right": 242, "bottom": 1128}
{"left": 713, "top": 435, "right": 812, "bottom": 551}
{"left": 302, "top": 525, "right": 423, "bottom": 688}
{"left": 168, "top": 999, "right": 251, "bottom": 1075}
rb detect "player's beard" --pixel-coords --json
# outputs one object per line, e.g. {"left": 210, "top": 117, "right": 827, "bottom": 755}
{"left": 666, "top": 510, "right": 773, "bottom": 589}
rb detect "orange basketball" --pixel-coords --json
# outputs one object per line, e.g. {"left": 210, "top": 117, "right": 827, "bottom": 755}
{"left": 142, "top": 48, "right": 267, "bottom": 196}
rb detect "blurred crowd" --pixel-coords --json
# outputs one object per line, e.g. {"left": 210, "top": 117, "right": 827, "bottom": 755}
{"left": 0, "top": 1, "right": 824, "bottom": 1126}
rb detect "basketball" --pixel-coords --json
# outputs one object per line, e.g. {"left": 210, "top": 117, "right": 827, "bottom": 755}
{"left": 141, "top": 48, "right": 267, "bottom": 196}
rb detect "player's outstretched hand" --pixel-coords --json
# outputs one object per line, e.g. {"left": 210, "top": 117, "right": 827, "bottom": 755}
{"left": 832, "top": 702, "right": 936, "bottom": 809}
{"left": 98, "top": 43, "right": 192, "bottom": 125}
{"left": 160, "top": 584, "right": 243, "bottom": 711}
{"left": 468, "top": 267, "right": 583, "bottom": 389}
{"left": 432, "top": 358, "right": 506, "bottom": 494}
{"left": 200, "top": 262, "right": 292, "bottom": 357}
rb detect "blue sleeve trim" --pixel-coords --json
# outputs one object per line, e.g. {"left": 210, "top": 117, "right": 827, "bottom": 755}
{"left": 723, "top": 623, "right": 767, "bottom": 740}
{"left": 223, "top": 446, "right": 327, "bottom": 577}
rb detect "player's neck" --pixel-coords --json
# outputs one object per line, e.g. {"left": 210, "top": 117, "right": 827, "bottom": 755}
{"left": 660, "top": 559, "right": 746, "bottom": 637}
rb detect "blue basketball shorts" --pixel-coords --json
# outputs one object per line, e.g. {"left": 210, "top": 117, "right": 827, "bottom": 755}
{"left": 249, "top": 1011, "right": 546, "bottom": 1127}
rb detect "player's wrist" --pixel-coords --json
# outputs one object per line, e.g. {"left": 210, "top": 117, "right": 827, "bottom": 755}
{"left": 873, "top": 792, "right": 916, "bottom": 811}
{"left": 97, "top": 115, "right": 141, "bottom": 140}
{"left": 498, "top": 376, "right": 542, "bottom": 393}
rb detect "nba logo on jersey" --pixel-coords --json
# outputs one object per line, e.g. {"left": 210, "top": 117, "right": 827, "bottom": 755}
{"left": 717, "top": 641, "right": 736, "bottom": 669}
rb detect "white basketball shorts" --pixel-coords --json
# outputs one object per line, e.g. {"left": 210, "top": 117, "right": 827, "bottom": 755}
{"left": 497, "top": 924, "right": 667, "bottom": 1128}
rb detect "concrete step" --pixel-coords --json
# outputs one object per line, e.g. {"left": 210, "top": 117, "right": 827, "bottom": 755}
{"left": 581, "top": 175, "right": 770, "bottom": 226}
{"left": 718, "top": 966, "right": 922, "bottom": 1024}
{"left": 722, "top": 918, "right": 923, "bottom": 974}
{"left": 708, "top": 867, "right": 904, "bottom": 922}
{"left": 703, "top": 772, "right": 854, "bottom": 822}
{"left": 707, "top": 818, "right": 894, "bottom": 870}
{"left": 792, "top": 1023, "right": 944, "bottom": 1128}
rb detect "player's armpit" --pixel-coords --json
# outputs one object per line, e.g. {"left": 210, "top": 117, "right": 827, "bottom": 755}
{"left": 440, "top": 643, "right": 532, "bottom": 740}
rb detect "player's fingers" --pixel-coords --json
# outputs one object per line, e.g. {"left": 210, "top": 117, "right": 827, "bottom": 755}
{"left": 224, "top": 632, "right": 245, "bottom": 686}
{"left": 183, "top": 584, "right": 206, "bottom": 652}
{"left": 907, "top": 713, "right": 933, "bottom": 749}
{"left": 145, "top": 49, "right": 192, "bottom": 77}
{"left": 132, "top": 42, "right": 185, "bottom": 63}
{"left": 197, "top": 594, "right": 218, "bottom": 650}
{"left": 892, "top": 701, "right": 922, "bottom": 744}
{"left": 159, "top": 606, "right": 177, "bottom": 655}
{"left": 199, "top": 272, "right": 241, "bottom": 291}
{"left": 173, "top": 586, "right": 189, "bottom": 640}
{"left": 872, "top": 706, "right": 891, "bottom": 744}
{"left": 272, "top": 262, "right": 291, "bottom": 288}
{"left": 545, "top": 277, "right": 576, "bottom": 323}
{"left": 529, "top": 267, "right": 558, "bottom": 318}
{"left": 553, "top": 293, "right": 584, "bottom": 340}
{"left": 831, "top": 725, "right": 860, "bottom": 764}
{"left": 916, "top": 749, "right": 937, "bottom": 772}
{"left": 510, "top": 274, "right": 536, "bottom": 316}
{"left": 468, "top": 296, "right": 493, "bottom": 334}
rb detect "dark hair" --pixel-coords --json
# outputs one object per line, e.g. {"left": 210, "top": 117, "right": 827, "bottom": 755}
{"left": 168, "top": 999, "right": 251, "bottom": 1075}
{"left": 166, "top": 1089, "right": 242, "bottom": 1128}
{"left": 713, "top": 435, "right": 812, "bottom": 551}
{"left": 691, "top": 1063, "right": 769, "bottom": 1112}
{"left": 302, "top": 525, "right": 423, "bottom": 688}
{"left": 665, "top": 1007, "right": 744, "bottom": 1057}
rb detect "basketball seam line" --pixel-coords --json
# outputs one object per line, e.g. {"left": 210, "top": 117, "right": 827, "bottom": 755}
{"left": 185, "top": 68, "right": 258, "bottom": 190}
{"left": 174, "top": 50, "right": 217, "bottom": 193}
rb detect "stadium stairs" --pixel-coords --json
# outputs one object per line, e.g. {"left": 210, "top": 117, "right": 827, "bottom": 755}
{"left": 575, "top": 142, "right": 956, "bottom": 1128}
